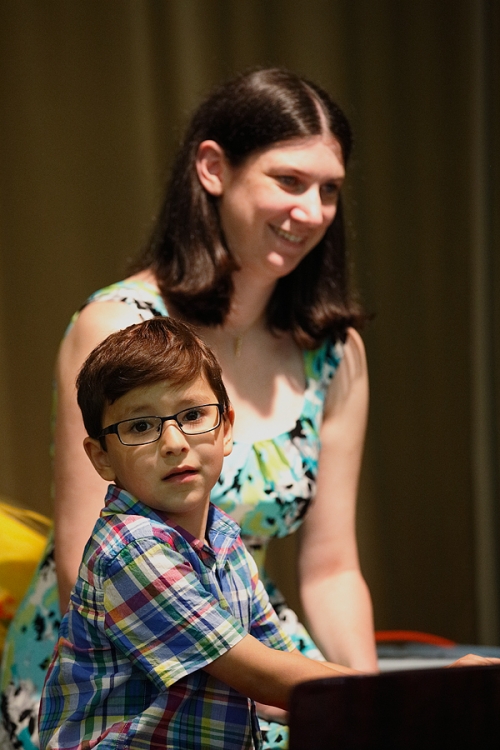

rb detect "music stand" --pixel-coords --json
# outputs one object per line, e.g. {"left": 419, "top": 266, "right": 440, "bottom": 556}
{"left": 289, "top": 664, "right": 500, "bottom": 749}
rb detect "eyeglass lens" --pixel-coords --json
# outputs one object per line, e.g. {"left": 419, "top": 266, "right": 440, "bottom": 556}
{"left": 117, "top": 404, "right": 221, "bottom": 445}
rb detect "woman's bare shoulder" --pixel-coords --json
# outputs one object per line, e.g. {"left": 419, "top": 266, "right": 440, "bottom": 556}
{"left": 343, "top": 327, "right": 367, "bottom": 367}
{"left": 57, "top": 296, "right": 147, "bottom": 379}
{"left": 323, "top": 327, "right": 368, "bottom": 417}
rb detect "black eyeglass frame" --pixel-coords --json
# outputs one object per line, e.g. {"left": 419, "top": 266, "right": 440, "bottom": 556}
{"left": 98, "top": 403, "right": 224, "bottom": 446}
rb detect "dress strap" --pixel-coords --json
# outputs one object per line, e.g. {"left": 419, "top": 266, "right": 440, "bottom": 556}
{"left": 303, "top": 336, "right": 344, "bottom": 395}
{"left": 80, "top": 279, "right": 168, "bottom": 318}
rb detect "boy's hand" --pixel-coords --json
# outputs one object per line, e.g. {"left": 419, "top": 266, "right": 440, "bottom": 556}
{"left": 447, "top": 654, "right": 500, "bottom": 668}
{"left": 255, "top": 702, "right": 288, "bottom": 725}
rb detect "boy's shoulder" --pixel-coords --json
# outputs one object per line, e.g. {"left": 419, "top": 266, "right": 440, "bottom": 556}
{"left": 79, "top": 489, "right": 250, "bottom": 582}
{"left": 100, "top": 509, "right": 177, "bottom": 546}
{"left": 82, "top": 486, "right": 186, "bottom": 567}
{"left": 85, "top": 490, "right": 241, "bottom": 557}
{"left": 85, "top": 506, "right": 182, "bottom": 569}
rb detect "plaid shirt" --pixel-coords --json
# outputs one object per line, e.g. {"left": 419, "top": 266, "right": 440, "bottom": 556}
{"left": 39, "top": 486, "right": 293, "bottom": 750}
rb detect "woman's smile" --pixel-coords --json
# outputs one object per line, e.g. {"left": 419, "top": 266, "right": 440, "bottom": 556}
{"left": 216, "top": 133, "right": 345, "bottom": 282}
{"left": 269, "top": 225, "right": 306, "bottom": 245}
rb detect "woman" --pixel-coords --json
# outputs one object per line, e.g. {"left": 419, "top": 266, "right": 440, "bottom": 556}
{"left": 1, "top": 68, "right": 376, "bottom": 749}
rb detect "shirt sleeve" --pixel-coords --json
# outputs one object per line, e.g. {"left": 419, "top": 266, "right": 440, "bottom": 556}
{"left": 102, "top": 537, "right": 246, "bottom": 690}
{"left": 245, "top": 548, "right": 295, "bottom": 653}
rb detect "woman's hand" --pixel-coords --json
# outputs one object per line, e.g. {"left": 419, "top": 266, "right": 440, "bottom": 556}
{"left": 447, "top": 654, "right": 500, "bottom": 668}
{"left": 255, "top": 702, "right": 289, "bottom": 724}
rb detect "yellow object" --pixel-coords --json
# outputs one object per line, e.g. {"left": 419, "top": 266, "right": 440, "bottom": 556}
{"left": 0, "top": 496, "right": 52, "bottom": 652}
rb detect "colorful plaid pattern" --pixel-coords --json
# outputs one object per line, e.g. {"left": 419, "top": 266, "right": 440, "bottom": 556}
{"left": 39, "top": 486, "right": 293, "bottom": 749}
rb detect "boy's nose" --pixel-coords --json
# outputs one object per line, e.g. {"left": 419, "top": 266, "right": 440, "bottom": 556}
{"left": 158, "top": 422, "right": 189, "bottom": 454}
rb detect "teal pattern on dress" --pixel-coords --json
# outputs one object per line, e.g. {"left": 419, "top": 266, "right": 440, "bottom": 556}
{"left": 0, "top": 280, "right": 343, "bottom": 750}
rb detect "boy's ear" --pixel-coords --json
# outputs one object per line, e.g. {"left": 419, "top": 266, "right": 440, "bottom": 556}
{"left": 222, "top": 405, "right": 235, "bottom": 457}
{"left": 83, "top": 437, "right": 117, "bottom": 482}
{"left": 195, "top": 140, "right": 227, "bottom": 196}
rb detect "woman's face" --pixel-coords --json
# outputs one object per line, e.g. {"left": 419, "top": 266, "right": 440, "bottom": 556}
{"left": 212, "top": 134, "right": 345, "bottom": 284}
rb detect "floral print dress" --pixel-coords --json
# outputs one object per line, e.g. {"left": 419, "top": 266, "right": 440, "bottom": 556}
{"left": 0, "top": 280, "right": 343, "bottom": 750}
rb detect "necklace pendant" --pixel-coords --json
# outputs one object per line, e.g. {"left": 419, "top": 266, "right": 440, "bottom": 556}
{"left": 234, "top": 334, "right": 243, "bottom": 357}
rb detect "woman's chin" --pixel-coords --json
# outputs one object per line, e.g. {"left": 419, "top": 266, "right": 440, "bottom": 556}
{"left": 266, "top": 250, "right": 306, "bottom": 277}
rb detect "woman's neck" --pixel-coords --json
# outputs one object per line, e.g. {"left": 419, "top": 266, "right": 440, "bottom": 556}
{"left": 132, "top": 266, "right": 278, "bottom": 355}
{"left": 184, "top": 272, "right": 277, "bottom": 361}
{"left": 224, "top": 270, "right": 275, "bottom": 335}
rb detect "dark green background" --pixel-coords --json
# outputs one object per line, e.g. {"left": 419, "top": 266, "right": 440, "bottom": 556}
{"left": 1, "top": 0, "right": 499, "bottom": 645}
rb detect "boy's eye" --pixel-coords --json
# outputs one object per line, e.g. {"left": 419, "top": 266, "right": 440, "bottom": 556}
{"left": 128, "top": 418, "right": 157, "bottom": 434}
{"left": 181, "top": 408, "right": 204, "bottom": 423}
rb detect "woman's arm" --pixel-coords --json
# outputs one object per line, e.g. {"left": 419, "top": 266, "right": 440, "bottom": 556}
{"left": 298, "top": 328, "right": 378, "bottom": 672}
{"left": 53, "top": 301, "right": 146, "bottom": 612}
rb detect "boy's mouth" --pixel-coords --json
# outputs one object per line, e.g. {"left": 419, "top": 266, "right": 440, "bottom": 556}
{"left": 163, "top": 467, "right": 197, "bottom": 482}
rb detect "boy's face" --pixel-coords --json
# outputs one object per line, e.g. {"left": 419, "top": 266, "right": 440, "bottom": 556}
{"left": 84, "top": 376, "right": 233, "bottom": 537}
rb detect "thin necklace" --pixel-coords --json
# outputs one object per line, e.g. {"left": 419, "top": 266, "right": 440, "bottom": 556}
{"left": 234, "top": 333, "right": 244, "bottom": 358}
{"left": 231, "top": 320, "right": 263, "bottom": 358}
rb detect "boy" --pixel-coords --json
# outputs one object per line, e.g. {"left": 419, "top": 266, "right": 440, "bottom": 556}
{"left": 38, "top": 317, "right": 355, "bottom": 750}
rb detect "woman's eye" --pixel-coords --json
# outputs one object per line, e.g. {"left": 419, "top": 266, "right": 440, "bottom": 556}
{"left": 276, "top": 175, "right": 300, "bottom": 189}
{"left": 321, "top": 182, "right": 340, "bottom": 201}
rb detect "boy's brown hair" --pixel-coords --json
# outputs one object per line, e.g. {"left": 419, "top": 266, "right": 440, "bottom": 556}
{"left": 76, "top": 317, "right": 230, "bottom": 441}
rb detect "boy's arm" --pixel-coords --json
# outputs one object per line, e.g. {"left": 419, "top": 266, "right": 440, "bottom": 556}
{"left": 203, "top": 632, "right": 357, "bottom": 710}
{"left": 204, "top": 637, "right": 500, "bottom": 712}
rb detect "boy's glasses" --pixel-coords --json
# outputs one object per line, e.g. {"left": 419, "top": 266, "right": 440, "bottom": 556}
{"left": 99, "top": 403, "right": 223, "bottom": 446}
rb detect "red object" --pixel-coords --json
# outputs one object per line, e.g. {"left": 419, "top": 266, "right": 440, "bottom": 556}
{"left": 375, "top": 630, "right": 456, "bottom": 647}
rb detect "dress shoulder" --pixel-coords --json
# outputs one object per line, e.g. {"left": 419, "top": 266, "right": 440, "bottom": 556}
{"left": 303, "top": 335, "right": 344, "bottom": 394}
{"left": 60, "top": 278, "right": 168, "bottom": 341}
{"left": 80, "top": 278, "right": 168, "bottom": 318}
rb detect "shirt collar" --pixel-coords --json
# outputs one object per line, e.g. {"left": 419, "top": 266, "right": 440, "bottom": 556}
{"left": 102, "top": 484, "right": 241, "bottom": 560}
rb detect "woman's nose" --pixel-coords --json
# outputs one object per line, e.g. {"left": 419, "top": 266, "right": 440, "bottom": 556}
{"left": 290, "top": 188, "right": 324, "bottom": 226}
{"left": 159, "top": 422, "right": 189, "bottom": 454}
